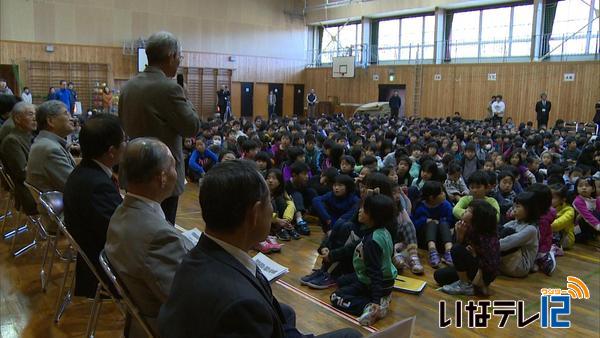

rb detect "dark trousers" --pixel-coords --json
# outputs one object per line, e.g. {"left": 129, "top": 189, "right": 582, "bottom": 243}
{"left": 537, "top": 118, "right": 548, "bottom": 130}
{"left": 269, "top": 105, "right": 276, "bottom": 119}
{"left": 281, "top": 303, "right": 362, "bottom": 338}
{"left": 433, "top": 244, "right": 497, "bottom": 286}
{"left": 492, "top": 115, "right": 503, "bottom": 125}
{"left": 161, "top": 195, "right": 179, "bottom": 225}
{"left": 390, "top": 107, "right": 399, "bottom": 117}
{"left": 417, "top": 221, "right": 453, "bottom": 250}
{"left": 330, "top": 273, "right": 393, "bottom": 317}
{"left": 322, "top": 221, "right": 359, "bottom": 277}
{"left": 289, "top": 188, "right": 318, "bottom": 214}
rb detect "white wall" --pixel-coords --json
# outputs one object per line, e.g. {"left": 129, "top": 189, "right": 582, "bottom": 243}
{"left": 0, "top": 0, "right": 307, "bottom": 60}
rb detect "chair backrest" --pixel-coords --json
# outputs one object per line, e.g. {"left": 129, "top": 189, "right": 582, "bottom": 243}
{"left": 98, "top": 250, "right": 156, "bottom": 338}
{"left": 38, "top": 191, "right": 64, "bottom": 219}
{"left": 40, "top": 192, "right": 123, "bottom": 308}
{"left": 23, "top": 181, "right": 42, "bottom": 206}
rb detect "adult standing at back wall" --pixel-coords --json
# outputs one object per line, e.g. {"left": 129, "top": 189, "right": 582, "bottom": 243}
{"left": 535, "top": 93, "right": 551, "bottom": 130}
{"left": 119, "top": 31, "right": 200, "bottom": 225}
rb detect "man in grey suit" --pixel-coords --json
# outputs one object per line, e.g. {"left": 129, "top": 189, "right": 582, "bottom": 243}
{"left": 105, "top": 137, "right": 193, "bottom": 338}
{"left": 118, "top": 31, "right": 201, "bottom": 224}
{"left": 0, "top": 102, "right": 37, "bottom": 216}
{"left": 26, "top": 100, "right": 76, "bottom": 193}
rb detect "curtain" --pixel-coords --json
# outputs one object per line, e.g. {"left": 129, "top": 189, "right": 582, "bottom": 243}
{"left": 443, "top": 12, "right": 453, "bottom": 62}
{"left": 370, "top": 20, "right": 379, "bottom": 64}
{"left": 541, "top": 0, "right": 559, "bottom": 56}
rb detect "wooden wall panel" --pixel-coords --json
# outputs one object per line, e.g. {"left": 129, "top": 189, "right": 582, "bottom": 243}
{"left": 231, "top": 82, "right": 241, "bottom": 118}
{"left": 305, "top": 62, "right": 600, "bottom": 125}
{"left": 0, "top": 41, "right": 305, "bottom": 87}
{"left": 283, "top": 84, "right": 294, "bottom": 116}
{"left": 254, "top": 83, "right": 269, "bottom": 120}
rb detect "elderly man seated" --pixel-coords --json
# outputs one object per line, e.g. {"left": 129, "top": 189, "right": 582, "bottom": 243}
{"left": 104, "top": 137, "right": 193, "bottom": 338}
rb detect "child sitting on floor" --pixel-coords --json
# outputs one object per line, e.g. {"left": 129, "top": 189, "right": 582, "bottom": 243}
{"left": 330, "top": 194, "right": 398, "bottom": 326}
{"left": 444, "top": 162, "right": 469, "bottom": 204}
{"left": 527, "top": 183, "right": 556, "bottom": 276}
{"left": 453, "top": 170, "right": 500, "bottom": 221}
{"left": 266, "top": 169, "right": 301, "bottom": 242}
{"left": 499, "top": 192, "right": 540, "bottom": 277}
{"left": 411, "top": 181, "right": 455, "bottom": 268}
{"left": 572, "top": 177, "right": 600, "bottom": 242}
{"left": 549, "top": 184, "right": 575, "bottom": 252}
{"left": 312, "top": 175, "right": 360, "bottom": 233}
{"left": 493, "top": 170, "right": 517, "bottom": 224}
{"left": 391, "top": 184, "right": 424, "bottom": 274}
{"left": 434, "top": 199, "right": 500, "bottom": 296}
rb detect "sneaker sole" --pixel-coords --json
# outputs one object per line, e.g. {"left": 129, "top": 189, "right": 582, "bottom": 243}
{"left": 277, "top": 236, "right": 291, "bottom": 241}
{"left": 306, "top": 282, "right": 336, "bottom": 289}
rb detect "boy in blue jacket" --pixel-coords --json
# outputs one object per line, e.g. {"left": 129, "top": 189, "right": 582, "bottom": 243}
{"left": 312, "top": 174, "right": 360, "bottom": 232}
{"left": 188, "top": 138, "right": 218, "bottom": 181}
{"left": 411, "top": 181, "right": 455, "bottom": 268}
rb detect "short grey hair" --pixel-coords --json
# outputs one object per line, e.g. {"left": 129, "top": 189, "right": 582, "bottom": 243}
{"left": 36, "top": 100, "right": 66, "bottom": 130}
{"left": 122, "top": 137, "right": 173, "bottom": 185}
{"left": 11, "top": 102, "right": 35, "bottom": 119}
{"left": 145, "top": 31, "right": 181, "bottom": 64}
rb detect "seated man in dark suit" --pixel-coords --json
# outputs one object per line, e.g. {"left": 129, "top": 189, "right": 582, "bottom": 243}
{"left": 105, "top": 137, "right": 193, "bottom": 338}
{"left": 64, "top": 114, "right": 125, "bottom": 299}
{"left": 0, "top": 102, "right": 37, "bottom": 216}
{"left": 158, "top": 160, "right": 361, "bottom": 338}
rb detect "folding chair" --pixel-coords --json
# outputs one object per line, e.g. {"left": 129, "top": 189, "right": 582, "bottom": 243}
{"left": 24, "top": 181, "right": 68, "bottom": 290}
{"left": 0, "top": 170, "right": 38, "bottom": 257}
{"left": 99, "top": 250, "right": 157, "bottom": 337}
{"left": 40, "top": 192, "right": 125, "bottom": 336}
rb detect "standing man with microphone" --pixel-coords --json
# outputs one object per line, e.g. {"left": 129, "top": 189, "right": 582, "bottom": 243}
{"left": 119, "top": 31, "right": 200, "bottom": 225}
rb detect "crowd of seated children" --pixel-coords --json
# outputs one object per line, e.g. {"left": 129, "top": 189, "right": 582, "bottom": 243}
{"left": 173, "top": 112, "right": 600, "bottom": 320}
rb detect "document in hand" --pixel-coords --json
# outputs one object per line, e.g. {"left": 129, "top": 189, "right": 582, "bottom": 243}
{"left": 393, "top": 276, "right": 426, "bottom": 295}
{"left": 253, "top": 253, "right": 289, "bottom": 283}
{"left": 367, "top": 316, "right": 415, "bottom": 338}
{"left": 181, "top": 228, "right": 203, "bottom": 246}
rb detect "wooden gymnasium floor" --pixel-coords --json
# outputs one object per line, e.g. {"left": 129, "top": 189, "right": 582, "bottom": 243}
{"left": 1, "top": 182, "right": 599, "bottom": 338}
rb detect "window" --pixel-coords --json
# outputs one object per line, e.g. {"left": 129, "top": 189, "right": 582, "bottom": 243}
{"left": 511, "top": 5, "right": 534, "bottom": 56}
{"left": 451, "top": 10, "right": 480, "bottom": 58}
{"left": 320, "top": 23, "right": 362, "bottom": 64}
{"left": 376, "top": 15, "right": 434, "bottom": 61}
{"left": 480, "top": 7, "right": 511, "bottom": 57}
{"left": 377, "top": 19, "right": 400, "bottom": 61}
{"left": 550, "top": 0, "right": 598, "bottom": 55}
{"left": 449, "top": 4, "right": 533, "bottom": 59}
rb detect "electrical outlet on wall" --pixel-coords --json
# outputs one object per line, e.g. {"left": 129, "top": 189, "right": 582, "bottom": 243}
{"left": 563, "top": 73, "right": 575, "bottom": 81}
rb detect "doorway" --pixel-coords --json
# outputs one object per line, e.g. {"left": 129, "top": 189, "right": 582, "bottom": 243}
{"left": 268, "top": 83, "right": 283, "bottom": 118}
{"left": 241, "top": 82, "right": 253, "bottom": 117}
{"left": 293, "top": 84, "right": 305, "bottom": 116}
{"left": 0, "top": 65, "right": 19, "bottom": 96}
{"left": 378, "top": 84, "right": 406, "bottom": 118}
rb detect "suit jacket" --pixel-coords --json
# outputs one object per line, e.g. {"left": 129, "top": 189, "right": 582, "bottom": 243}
{"left": 0, "top": 116, "right": 15, "bottom": 145}
{"left": 118, "top": 66, "right": 201, "bottom": 196}
{"left": 26, "top": 130, "right": 76, "bottom": 193}
{"left": 64, "top": 159, "right": 122, "bottom": 298}
{"left": 158, "top": 235, "right": 287, "bottom": 338}
{"left": 0, "top": 128, "right": 36, "bottom": 215}
{"left": 105, "top": 195, "right": 193, "bottom": 337}
{"left": 535, "top": 100, "right": 551, "bottom": 121}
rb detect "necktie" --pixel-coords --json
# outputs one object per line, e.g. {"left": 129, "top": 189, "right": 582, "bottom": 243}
{"left": 111, "top": 174, "right": 120, "bottom": 191}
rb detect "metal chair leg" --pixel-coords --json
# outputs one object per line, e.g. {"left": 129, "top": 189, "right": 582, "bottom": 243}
{"left": 44, "top": 230, "right": 61, "bottom": 290}
{"left": 0, "top": 193, "right": 13, "bottom": 233}
{"left": 40, "top": 234, "right": 54, "bottom": 291}
{"left": 12, "top": 216, "right": 38, "bottom": 258}
{"left": 54, "top": 257, "right": 75, "bottom": 323}
{"left": 9, "top": 210, "right": 23, "bottom": 252}
{"left": 85, "top": 283, "right": 103, "bottom": 338}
